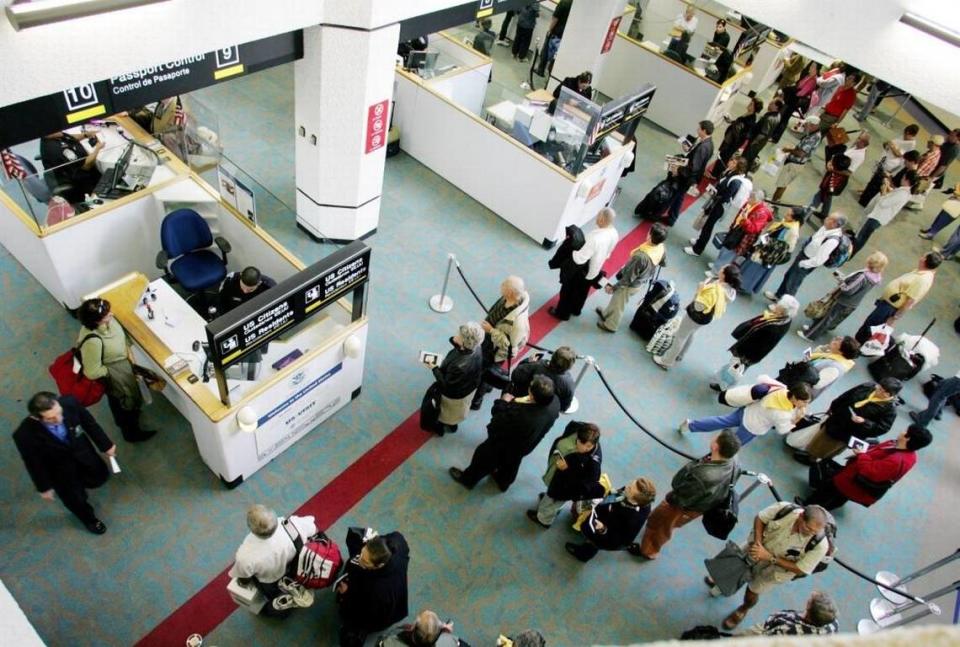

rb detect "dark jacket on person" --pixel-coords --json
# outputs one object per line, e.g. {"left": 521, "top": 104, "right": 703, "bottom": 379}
{"left": 433, "top": 340, "right": 483, "bottom": 399}
{"left": 833, "top": 440, "right": 916, "bottom": 506}
{"left": 679, "top": 137, "right": 715, "bottom": 185}
{"left": 543, "top": 421, "right": 604, "bottom": 501}
{"left": 667, "top": 455, "right": 740, "bottom": 512}
{"left": 548, "top": 225, "right": 586, "bottom": 284}
{"left": 13, "top": 395, "right": 113, "bottom": 493}
{"left": 218, "top": 272, "right": 277, "bottom": 314}
{"left": 581, "top": 492, "right": 650, "bottom": 550}
{"left": 729, "top": 313, "right": 792, "bottom": 366}
{"left": 718, "top": 113, "right": 755, "bottom": 162}
{"left": 549, "top": 76, "right": 592, "bottom": 113}
{"left": 487, "top": 395, "right": 561, "bottom": 458}
{"left": 823, "top": 383, "right": 897, "bottom": 442}
{"left": 339, "top": 532, "right": 410, "bottom": 635}
{"left": 750, "top": 111, "right": 780, "bottom": 143}
{"left": 509, "top": 358, "right": 575, "bottom": 411}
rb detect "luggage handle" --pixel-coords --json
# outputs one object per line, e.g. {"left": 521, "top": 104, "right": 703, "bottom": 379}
{"left": 911, "top": 318, "right": 936, "bottom": 351}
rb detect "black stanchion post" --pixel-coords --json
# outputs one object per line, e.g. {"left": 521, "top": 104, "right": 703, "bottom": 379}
{"left": 564, "top": 355, "right": 593, "bottom": 414}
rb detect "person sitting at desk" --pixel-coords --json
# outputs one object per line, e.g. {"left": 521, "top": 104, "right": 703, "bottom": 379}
{"left": 39, "top": 130, "right": 104, "bottom": 203}
{"left": 218, "top": 266, "right": 276, "bottom": 315}
{"left": 473, "top": 18, "right": 496, "bottom": 56}
{"left": 709, "top": 19, "right": 730, "bottom": 49}
{"left": 664, "top": 31, "right": 693, "bottom": 66}
{"left": 707, "top": 48, "right": 734, "bottom": 83}
{"left": 533, "top": 129, "right": 567, "bottom": 168}
{"left": 548, "top": 71, "right": 593, "bottom": 114}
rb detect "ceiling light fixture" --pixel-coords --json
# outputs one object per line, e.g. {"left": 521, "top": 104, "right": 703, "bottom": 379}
{"left": 6, "top": 0, "right": 169, "bottom": 31}
{"left": 900, "top": 11, "right": 960, "bottom": 48}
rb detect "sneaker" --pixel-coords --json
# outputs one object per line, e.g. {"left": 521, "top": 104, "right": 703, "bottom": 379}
{"left": 909, "top": 411, "right": 923, "bottom": 425}
{"left": 496, "top": 38, "right": 510, "bottom": 46}
{"left": 678, "top": 419, "right": 691, "bottom": 434}
{"left": 652, "top": 355, "right": 670, "bottom": 371}
{"left": 689, "top": 236, "right": 698, "bottom": 245}
{"left": 797, "top": 330, "right": 811, "bottom": 341}
{"left": 278, "top": 578, "right": 315, "bottom": 608}
{"left": 683, "top": 246, "right": 700, "bottom": 257}
{"left": 763, "top": 290, "right": 778, "bottom": 302}
{"left": 918, "top": 231, "right": 933, "bottom": 240}
{"left": 801, "top": 324, "right": 810, "bottom": 331}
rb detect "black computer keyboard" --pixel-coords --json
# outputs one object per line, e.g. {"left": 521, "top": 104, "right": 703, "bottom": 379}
{"left": 93, "top": 166, "right": 135, "bottom": 200}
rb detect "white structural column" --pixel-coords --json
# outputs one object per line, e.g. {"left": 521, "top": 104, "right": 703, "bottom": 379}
{"left": 551, "top": 0, "right": 629, "bottom": 90}
{"left": 294, "top": 22, "right": 400, "bottom": 242}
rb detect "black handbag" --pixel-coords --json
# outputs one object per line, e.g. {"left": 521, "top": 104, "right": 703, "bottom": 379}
{"left": 722, "top": 228, "right": 745, "bottom": 250}
{"left": 418, "top": 382, "right": 442, "bottom": 432}
{"left": 701, "top": 471, "right": 740, "bottom": 540}
{"left": 808, "top": 459, "right": 842, "bottom": 490}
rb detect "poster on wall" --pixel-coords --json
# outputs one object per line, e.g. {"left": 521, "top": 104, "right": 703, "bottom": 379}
{"left": 234, "top": 177, "right": 257, "bottom": 226}
{"left": 601, "top": 16, "right": 622, "bottom": 54}
{"left": 365, "top": 99, "right": 390, "bottom": 154}
{"left": 217, "top": 166, "right": 239, "bottom": 211}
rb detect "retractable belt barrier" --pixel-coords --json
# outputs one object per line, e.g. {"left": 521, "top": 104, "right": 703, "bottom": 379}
{"left": 441, "top": 254, "right": 942, "bottom": 609}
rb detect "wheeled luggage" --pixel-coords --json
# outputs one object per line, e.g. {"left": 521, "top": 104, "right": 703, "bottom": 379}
{"left": 633, "top": 178, "right": 677, "bottom": 220}
{"left": 630, "top": 279, "right": 679, "bottom": 340}
{"left": 868, "top": 342, "right": 926, "bottom": 382}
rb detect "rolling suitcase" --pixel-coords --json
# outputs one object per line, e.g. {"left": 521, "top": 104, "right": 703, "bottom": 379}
{"left": 633, "top": 177, "right": 677, "bottom": 220}
{"left": 867, "top": 319, "right": 934, "bottom": 382}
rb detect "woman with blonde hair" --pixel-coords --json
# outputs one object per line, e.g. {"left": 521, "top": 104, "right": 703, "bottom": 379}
{"left": 798, "top": 251, "right": 888, "bottom": 341}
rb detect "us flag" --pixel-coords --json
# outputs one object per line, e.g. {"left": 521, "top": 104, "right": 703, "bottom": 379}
{"left": 173, "top": 96, "right": 186, "bottom": 127}
{"left": 1, "top": 149, "right": 28, "bottom": 180}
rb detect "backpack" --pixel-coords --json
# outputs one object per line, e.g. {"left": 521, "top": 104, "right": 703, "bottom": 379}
{"left": 776, "top": 360, "right": 819, "bottom": 389}
{"left": 824, "top": 232, "right": 853, "bottom": 268}
{"left": 48, "top": 334, "right": 107, "bottom": 407}
{"left": 283, "top": 521, "right": 344, "bottom": 589}
{"left": 757, "top": 238, "right": 792, "bottom": 266}
{"left": 773, "top": 503, "right": 837, "bottom": 574}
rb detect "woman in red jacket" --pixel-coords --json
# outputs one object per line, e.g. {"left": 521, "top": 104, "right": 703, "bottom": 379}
{"left": 799, "top": 425, "right": 932, "bottom": 510}
{"left": 711, "top": 190, "right": 775, "bottom": 272}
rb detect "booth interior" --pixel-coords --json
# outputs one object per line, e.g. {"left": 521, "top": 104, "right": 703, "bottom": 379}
{"left": 393, "top": 28, "right": 647, "bottom": 247}
{"left": 0, "top": 114, "right": 370, "bottom": 488}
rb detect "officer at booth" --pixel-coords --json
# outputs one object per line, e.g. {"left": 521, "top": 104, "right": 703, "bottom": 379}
{"left": 218, "top": 266, "right": 276, "bottom": 316}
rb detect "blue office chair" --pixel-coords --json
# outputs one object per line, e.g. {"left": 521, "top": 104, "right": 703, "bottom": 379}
{"left": 156, "top": 209, "right": 231, "bottom": 292}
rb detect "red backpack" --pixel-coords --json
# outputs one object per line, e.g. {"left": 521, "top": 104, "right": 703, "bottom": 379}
{"left": 48, "top": 334, "right": 107, "bottom": 406}
{"left": 282, "top": 520, "right": 343, "bottom": 589}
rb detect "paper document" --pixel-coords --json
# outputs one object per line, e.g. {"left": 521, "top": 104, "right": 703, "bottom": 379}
{"left": 109, "top": 456, "right": 121, "bottom": 474}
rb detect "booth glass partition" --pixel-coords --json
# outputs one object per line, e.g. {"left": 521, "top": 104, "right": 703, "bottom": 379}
{"left": 156, "top": 95, "right": 223, "bottom": 174}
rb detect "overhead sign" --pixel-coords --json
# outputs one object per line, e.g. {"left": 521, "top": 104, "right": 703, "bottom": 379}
{"left": 592, "top": 84, "right": 656, "bottom": 143}
{"left": 365, "top": 99, "right": 390, "bottom": 154}
{"left": 207, "top": 241, "right": 371, "bottom": 369}
{"left": 0, "top": 31, "right": 303, "bottom": 149}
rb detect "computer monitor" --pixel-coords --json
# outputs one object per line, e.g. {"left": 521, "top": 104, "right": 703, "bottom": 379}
{"left": 406, "top": 50, "right": 439, "bottom": 74}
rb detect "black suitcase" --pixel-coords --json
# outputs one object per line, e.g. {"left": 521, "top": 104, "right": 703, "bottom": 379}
{"left": 630, "top": 279, "right": 679, "bottom": 340}
{"left": 630, "top": 304, "right": 664, "bottom": 339}
{"left": 634, "top": 177, "right": 677, "bottom": 220}
{"left": 868, "top": 342, "right": 926, "bottom": 381}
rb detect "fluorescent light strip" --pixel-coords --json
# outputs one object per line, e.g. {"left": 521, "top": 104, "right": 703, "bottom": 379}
{"left": 6, "top": 0, "right": 170, "bottom": 31}
{"left": 900, "top": 11, "right": 960, "bottom": 48}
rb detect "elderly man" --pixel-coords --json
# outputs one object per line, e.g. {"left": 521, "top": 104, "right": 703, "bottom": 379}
{"left": 771, "top": 116, "right": 821, "bottom": 203}
{"left": 766, "top": 212, "right": 846, "bottom": 301}
{"left": 451, "top": 375, "right": 561, "bottom": 492}
{"left": 550, "top": 208, "right": 619, "bottom": 321}
{"left": 471, "top": 276, "right": 531, "bottom": 410}
{"left": 375, "top": 609, "right": 461, "bottom": 646}
{"left": 744, "top": 591, "right": 839, "bottom": 636}
{"left": 706, "top": 502, "right": 831, "bottom": 629}
{"left": 228, "top": 504, "right": 318, "bottom": 616}
{"left": 13, "top": 392, "right": 116, "bottom": 535}
{"left": 633, "top": 430, "right": 740, "bottom": 560}
{"left": 422, "top": 322, "right": 485, "bottom": 436}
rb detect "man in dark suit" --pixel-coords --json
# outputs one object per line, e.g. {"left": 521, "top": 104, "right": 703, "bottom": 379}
{"left": 449, "top": 375, "right": 561, "bottom": 491}
{"left": 13, "top": 392, "right": 115, "bottom": 534}
{"left": 336, "top": 529, "right": 410, "bottom": 646}
{"left": 665, "top": 120, "right": 715, "bottom": 226}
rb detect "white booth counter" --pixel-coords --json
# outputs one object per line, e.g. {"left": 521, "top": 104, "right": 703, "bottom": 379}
{"left": 596, "top": 32, "right": 750, "bottom": 137}
{"left": 0, "top": 118, "right": 371, "bottom": 487}
{"left": 639, "top": 0, "right": 745, "bottom": 60}
{"left": 393, "top": 36, "right": 635, "bottom": 247}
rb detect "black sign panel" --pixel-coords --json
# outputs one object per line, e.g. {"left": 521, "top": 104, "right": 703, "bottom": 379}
{"left": 593, "top": 84, "right": 657, "bottom": 142}
{"left": 207, "top": 241, "right": 371, "bottom": 369}
{"left": 0, "top": 31, "right": 303, "bottom": 149}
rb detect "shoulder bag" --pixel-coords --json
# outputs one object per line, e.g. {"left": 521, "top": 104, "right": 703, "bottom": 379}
{"left": 48, "top": 334, "right": 107, "bottom": 407}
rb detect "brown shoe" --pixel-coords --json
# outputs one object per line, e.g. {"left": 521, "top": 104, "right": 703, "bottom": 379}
{"left": 722, "top": 606, "right": 749, "bottom": 630}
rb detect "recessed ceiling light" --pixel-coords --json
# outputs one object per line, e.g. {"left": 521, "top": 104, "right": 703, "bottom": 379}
{"left": 6, "top": 0, "right": 170, "bottom": 31}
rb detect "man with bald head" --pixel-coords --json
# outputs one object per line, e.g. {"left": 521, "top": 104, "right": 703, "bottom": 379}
{"left": 549, "top": 207, "right": 619, "bottom": 321}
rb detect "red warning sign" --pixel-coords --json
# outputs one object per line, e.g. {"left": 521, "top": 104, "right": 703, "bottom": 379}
{"left": 365, "top": 99, "right": 390, "bottom": 154}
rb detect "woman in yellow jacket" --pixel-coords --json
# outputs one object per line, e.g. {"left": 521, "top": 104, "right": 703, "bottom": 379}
{"left": 654, "top": 265, "right": 741, "bottom": 370}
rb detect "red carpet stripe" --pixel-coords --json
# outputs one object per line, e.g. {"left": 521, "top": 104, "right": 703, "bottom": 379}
{"left": 135, "top": 199, "right": 697, "bottom": 645}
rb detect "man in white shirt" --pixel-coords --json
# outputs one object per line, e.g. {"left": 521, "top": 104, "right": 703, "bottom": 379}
{"left": 843, "top": 132, "right": 871, "bottom": 174}
{"left": 851, "top": 171, "right": 917, "bottom": 257}
{"left": 766, "top": 213, "right": 846, "bottom": 301}
{"left": 229, "top": 504, "right": 318, "bottom": 615}
{"left": 674, "top": 6, "right": 698, "bottom": 35}
{"left": 550, "top": 208, "right": 619, "bottom": 320}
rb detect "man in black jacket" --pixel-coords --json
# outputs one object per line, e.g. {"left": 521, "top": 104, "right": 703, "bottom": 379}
{"left": 633, "top": 430, "right": 740, "bottom": 559}
{"left": 665, "top": 120, "right": 715, "bottom": 226}
{"left": 13, "top": 392, "right": 115, "bottom": 534}
{"left": 450, "top": 375, "right": 561, "bottom": 491}
{"left": 337, "top": 529, "right": 410, "bottom": 646}
{"left": 527, "top": 421, "right": 603, "bottom": 528}
{"left": 799, "top": 378, "right": 900, "bottom": 461}
{"left": 509, "top": 346, "right": 576, "bottom": 412}
{"left": 565, "top": 477, "right": 657, "bottom": 562}
{"left": 217, "top": 266, "right": 276, "bottom": 315}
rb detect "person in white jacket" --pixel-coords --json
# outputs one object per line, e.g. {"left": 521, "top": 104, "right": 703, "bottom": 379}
{"left": 851, "top": 171, "right": 917, "bottom": 257}
{"left": 765, "top": 213, "right": 846, "bottom": 301}
{"left": 550, "top": 207, "right": 619, "bottom": 320}
{"left": 679, "top": 381, "right": 812, "bottom": 446}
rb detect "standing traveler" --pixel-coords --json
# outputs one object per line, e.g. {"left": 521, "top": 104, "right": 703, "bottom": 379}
{"left": 798, "top": 252, "right": 887, "bottom": 341}
{"left": 597, "top": 223, "right": 667, "bottom": 331}
{"left": 421, "top": 322, "right": 485, "bottom": 436}
{"left": 527, "top": 421, "right": 604, "bottom": 528}
{"left": 471, "top": 276, "right": 530, "bottom": 410}
{"left": 854, "top": 252, "right": 941, "bottom": 344}
{"left": 765, "top": 213, "right": 847, "bottom": 301}
{"left": 550, "top": 208, "right": 619, "bottom": 321}
{"left": 664, "top": 121, "right": 715, "bottom": 226}
{"left": 565, "top": 477, "right": 657, "bottom": 562}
